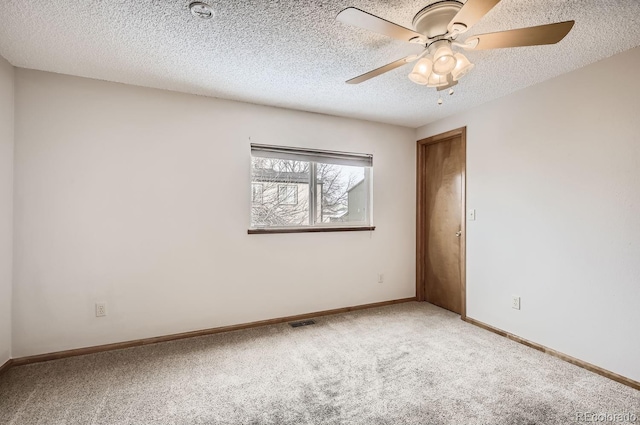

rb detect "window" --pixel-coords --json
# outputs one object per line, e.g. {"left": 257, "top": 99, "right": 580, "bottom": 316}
{"left": 252, "top": 183, "right": 263, "bottom": 204}
{"left": 278, "top": 185, "right": 298, "bottom": 205}
{"left": 250, "top": 144, "right": 373, "bottom": 232}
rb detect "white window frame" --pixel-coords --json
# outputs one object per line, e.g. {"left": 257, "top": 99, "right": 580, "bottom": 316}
{"left": 277, "top": 184, "right": 298, "bottom": 205}
{"left": 250, "top": 144, "right": 373, "bottom": 232}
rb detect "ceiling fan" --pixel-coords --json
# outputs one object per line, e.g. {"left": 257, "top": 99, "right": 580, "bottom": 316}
{"left": 336, "top": 0, "right": 575, "bottom": 92}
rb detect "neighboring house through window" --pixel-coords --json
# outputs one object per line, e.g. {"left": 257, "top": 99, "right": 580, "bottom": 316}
{"left": 278, "top": 184, "right": 298, "bottom": 205}
{"left": 252, "top": 183, "right": 263, "bottom": 204}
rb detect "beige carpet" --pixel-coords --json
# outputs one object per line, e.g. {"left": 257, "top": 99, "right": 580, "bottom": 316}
{"left": 0, "top": 302, "right": 638, "bottom": 424}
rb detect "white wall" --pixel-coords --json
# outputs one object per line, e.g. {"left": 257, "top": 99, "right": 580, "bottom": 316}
{"left": 417, "top": 47, "right": 640, "bottom": 382}
{"left": 12, "top": 69, "right": 416, "bottom": 357}
{"left": 0, "top": 55, "right": 14, "bottom": 365}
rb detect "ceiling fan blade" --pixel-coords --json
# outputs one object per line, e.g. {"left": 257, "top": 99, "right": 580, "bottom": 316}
{"left": 467, "top": 21, "right": 575, "bottom": 50}
{"left": 337, "top": 7, "right": 424, "bottom": 42}
{"left": 346, "top": 56, "right": 414, "bottom": 84}
{"left": 448, "top": 0, "right": 501, "bottom": 33}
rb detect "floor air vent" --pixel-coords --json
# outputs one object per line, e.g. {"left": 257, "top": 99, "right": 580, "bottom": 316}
{"left": 289, "top": 319, "right": 316, "bottom": 328}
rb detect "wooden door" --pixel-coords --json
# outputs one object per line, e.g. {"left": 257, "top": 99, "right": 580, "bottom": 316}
{"left": 416, "top": 128, "right": 466, "bottom": 316}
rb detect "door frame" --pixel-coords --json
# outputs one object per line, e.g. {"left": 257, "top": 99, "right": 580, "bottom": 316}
{"left": 416, "top": 127, "right": 467, "bottom": 319}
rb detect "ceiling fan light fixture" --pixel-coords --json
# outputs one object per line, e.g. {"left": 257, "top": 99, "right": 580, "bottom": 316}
{"left": 451, "top": 53, "right": 474, "bottom": 81}
{"left": 336, "top": 4, "right": 575, "bottom": 87}
{"left": 431, "top": 41, "right": 457, "bottom": 75}
{"left": 426, "top": 72, "right": 449, "bottom": 88}
{"left": 408, "top": 57, "right": 433, "bottom": 85}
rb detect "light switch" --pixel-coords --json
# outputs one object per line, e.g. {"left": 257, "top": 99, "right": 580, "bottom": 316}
{"left": 468, "top": 209, "right": 476, "bottom": 221}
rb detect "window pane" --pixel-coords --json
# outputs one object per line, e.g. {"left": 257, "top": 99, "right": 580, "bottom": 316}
{"left": 317, "top": 164, "right": 367, "bottom": 224}
{"left": 278, "top": 185, "right": 298, "bottom": 205}
{"left": 250, "top": 145, "right": 372, "bottom": 230}
{"left": 251, "top": 183, "right": 263, "bottom": 204}
{"left": 251, "top": 158, "right": 310, "bottom": 227}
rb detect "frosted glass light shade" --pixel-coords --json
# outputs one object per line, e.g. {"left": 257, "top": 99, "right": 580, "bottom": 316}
{"left": 408, "top": 57, "right": 433, "bottom": 85}
{"left": 432, "top": 43, "right": 456, "bottom": 75}
{"left": 451, "top": 53, "right": 474, "bottom": 81}
{"left": 426, "top": 72, "right": 448, "bottom": 88}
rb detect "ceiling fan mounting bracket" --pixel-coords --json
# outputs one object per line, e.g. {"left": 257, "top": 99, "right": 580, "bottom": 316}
{"left": 459, "top": 38, "right": 479, "bottom": 50}
{"left": 425, "top": 35, "right": 449, "bottom": 49}
{"left": 409, "top": 36, "right": 427, "bottom": 45}
{"left": 412, "top": 1, "right": 463, "bottom": 39}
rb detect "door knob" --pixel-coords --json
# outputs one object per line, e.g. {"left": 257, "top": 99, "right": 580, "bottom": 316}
{"left": 455, "top": 231, "right": 462, "bottom": 237}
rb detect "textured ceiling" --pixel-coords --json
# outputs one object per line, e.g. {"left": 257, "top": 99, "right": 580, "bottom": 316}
{"left": 1, "top": 1, "right": 640, "bottom": 128}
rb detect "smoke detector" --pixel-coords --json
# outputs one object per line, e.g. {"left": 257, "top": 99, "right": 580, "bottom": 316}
{"left": 189, "top": 2, "right": 214, "bottom": 19}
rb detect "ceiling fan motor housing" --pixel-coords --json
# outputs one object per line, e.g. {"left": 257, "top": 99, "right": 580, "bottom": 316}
{"left": 412, "top": 1, "right": 464, "bottom": 39}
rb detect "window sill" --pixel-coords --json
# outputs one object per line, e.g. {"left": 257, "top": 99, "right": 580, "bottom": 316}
{"left": 247, "top": 226, "right": 376, "bottom": 235}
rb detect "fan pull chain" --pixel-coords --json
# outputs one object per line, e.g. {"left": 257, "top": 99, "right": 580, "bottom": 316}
{"left": 438, "top": 87, "right": 456, "bottom": 105}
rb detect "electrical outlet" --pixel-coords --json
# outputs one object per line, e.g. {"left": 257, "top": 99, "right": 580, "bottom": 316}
{"left": 95, "top": 303, "right": 107, "bottom": 317}
{"left": 511, "top": 296, "right": 521, "bottom": 310}
{"left": 378, "top": 273, "right": 384, "bottom": 283}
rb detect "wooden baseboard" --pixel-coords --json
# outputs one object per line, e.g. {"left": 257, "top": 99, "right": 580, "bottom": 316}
{"left": 462, "top": 316, "right": 640, "bottom": 391}
{"left": 10, "top": 297, "right": 416, "bottom": 368}
{"left": 0, "top": 358, "right": 12, "bottom": 377}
